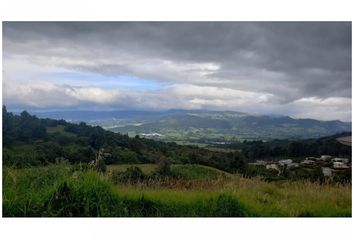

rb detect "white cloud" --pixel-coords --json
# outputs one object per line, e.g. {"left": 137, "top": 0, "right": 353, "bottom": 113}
{"left": 287, "top": 97, "right": 352, "bottom": 121}
{"left": 4, "top": 79, "right": 351, "bottom": 121}
{"left": 2, "top": 22, "right": 351, "bottom": 121}
{"left": 65, "top": 87, "right": 121, "bottom": 104}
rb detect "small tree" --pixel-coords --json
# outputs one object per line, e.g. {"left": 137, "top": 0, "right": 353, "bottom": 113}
{"left": 155, "top": 154, "right": 171, "bottom": 176}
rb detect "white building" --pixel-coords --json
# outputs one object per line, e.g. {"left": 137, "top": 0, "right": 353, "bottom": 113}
{"left": 322, "top": 167, "right": 332, "bottom": 177}
{"left": 332, "top": 158, "right": 349, "bottom": 164}
{"left": 266, "top": 164, "right": 279, "bottom": 171}
{"left": 333, "top": 162, "right": 349, "bottom": 169}
{"left": 140, "top": 133, "right": 164, "bottom": 137}
{"left": 301, "top": 160, "right": 315, "bottom": 165}
{"left": 278, "top": 159, "right": 293, "bottom": 166}
{"left": 320, "top": 155, "right": 332, "bottom": 161}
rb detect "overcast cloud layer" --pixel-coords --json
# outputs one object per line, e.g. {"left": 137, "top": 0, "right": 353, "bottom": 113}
{"left": 2, "top": 22, "right": 352, "bottom": 121}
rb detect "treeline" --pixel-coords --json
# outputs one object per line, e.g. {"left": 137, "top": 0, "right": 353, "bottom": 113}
{"left": 223, "top": 133, "right": 351, "bottom": 160}
{"left": 2, "top": 106, "right": 245, "bottom": 172}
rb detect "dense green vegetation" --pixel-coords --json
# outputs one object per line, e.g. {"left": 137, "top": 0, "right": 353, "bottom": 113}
{"left": 224, "top": 133, "right": 352, "bottom": 160}
{"left": 3, "top": 163, "right": 351, "bottom": 217}
{"left": 3, "top": 107, "right": 245, "bottom": 173}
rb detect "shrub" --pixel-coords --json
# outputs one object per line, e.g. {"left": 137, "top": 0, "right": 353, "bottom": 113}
{"left": 155, "top": 155, "right": 171, "bottom": 176}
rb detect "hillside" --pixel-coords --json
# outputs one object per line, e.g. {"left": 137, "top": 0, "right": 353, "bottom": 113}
{"left": 2, "top": 107, "right": 246, "bottom": 173}
{"left": 110, "top": 110, "right": 351, "bottom": 142}
{"left": 26, "top": 109, "right": 351, "bottom": 142}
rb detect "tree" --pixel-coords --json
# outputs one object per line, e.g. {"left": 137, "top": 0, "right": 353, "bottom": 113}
{"left": 288, "top": 142, "right": 303, "bottom": 157}
{"left": 3, "top": 106, "right": 15, "bottom": 146}
{"left": 89, "top": 127, "right": 105, "bottom": 150}
{"left": 155, "top": 154, "right": 171, "bottom": 176}
{"left": 229, "top": 152, "right": 246, "bottom": 172}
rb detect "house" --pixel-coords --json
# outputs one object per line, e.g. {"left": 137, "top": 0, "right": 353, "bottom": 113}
{"left": 332, "top": 158, "right": 349, "bottom": 164}
{"left": 333, "top": 162, "right": 349, "bottom": 169}
{"left": 278, "top": 159, "right": 293, "bottom": 166}
{"left": 322, "top": 167, "right": 332, "bottom": 177}
{"left": 278, "top": 159, "right": 300, "bottom": 169}
{"left": 305, "top": 157, "right": 317, "bottom": 161}
{"left": 266, "top": 164, "right": 279, "bottom": 171}
{"left": 140, "top": 133, "right": 164, "bottom": 138}
{"left": 320, "top": 155, "right": 332, "bottom": 161}
{"left": 301, "top": 159, "right": 315, "bottom": 165}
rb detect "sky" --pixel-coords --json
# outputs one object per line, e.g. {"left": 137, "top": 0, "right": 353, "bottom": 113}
{"left": 2, "top": 22, "right": 352, "bottom": 121}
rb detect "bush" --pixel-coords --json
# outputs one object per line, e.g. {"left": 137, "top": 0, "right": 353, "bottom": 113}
{"left": 155, "top": 155, "right": 171, "bottom": 176}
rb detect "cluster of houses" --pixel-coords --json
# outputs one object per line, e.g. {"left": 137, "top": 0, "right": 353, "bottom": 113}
{"left": 139, "top": 133, "right": 164, "bottom": 138}
{"left": 249, "top": 155, "right": 351, "bottom": 177}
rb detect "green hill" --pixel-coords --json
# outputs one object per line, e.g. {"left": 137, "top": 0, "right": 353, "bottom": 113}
{"left": 110, "top": 110, "right": 351, "bottom": 142}
{"left": 2, "top": 106, "right": 246, "bottom": 173}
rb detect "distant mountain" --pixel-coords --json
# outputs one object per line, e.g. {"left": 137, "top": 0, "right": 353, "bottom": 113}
{"left": 24, "top": 109, "right": 352, "bottom": 142}
{"left": 24, "top": 110, "right": 166, "bottom": 122}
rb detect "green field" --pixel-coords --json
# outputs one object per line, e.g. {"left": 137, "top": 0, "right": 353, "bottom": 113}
{"left": 46, "top": 125, "right": 76, "bottom": 137}
{"left": 111, "top": 110, "right": 352, "bottom": 142}
{"left": 3, "top": 163, "right": 351, "bottom": 217}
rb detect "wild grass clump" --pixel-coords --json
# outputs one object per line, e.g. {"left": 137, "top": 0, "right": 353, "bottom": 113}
{"left": 110, "top": 166, "right": 146, "bottom": 184}
{"left": 3, "top": 164, "right": 71, "bottom": 216}
{"left": 114, "top": 193, "right": 249, "bottom": 217}
{"left": 194, "top": 194, "right": 249, "bottom": 217}
{"left": 3, "top": 164, "right": 119, "bottom": 217}
{"left": 171, "top": 164, "right": 230, "bottom": 180}
{"left": 44, "top": 172, "right": 119, "bottom": 217}
{"left": 108, "top": 164, "right": 230, "bottom": 189}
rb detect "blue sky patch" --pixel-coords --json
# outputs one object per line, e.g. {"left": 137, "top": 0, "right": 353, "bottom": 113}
{"left": 40, "top": 71, "right": 170, "bottom": 90}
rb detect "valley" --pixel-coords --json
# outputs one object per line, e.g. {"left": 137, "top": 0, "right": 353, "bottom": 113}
{"left": 31, "top": 109, "right": 352, "bottom": 144}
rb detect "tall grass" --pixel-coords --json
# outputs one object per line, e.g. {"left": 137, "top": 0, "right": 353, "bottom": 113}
{"left": 228, "top": 177, "right": 351, "bottom": 217}
{"left": 2, "top": 164, "right": 351, "bottom": 217}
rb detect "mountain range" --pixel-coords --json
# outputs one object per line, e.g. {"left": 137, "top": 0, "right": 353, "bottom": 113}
{"left": 25, "top": 109, "right": 351, "bottom": 143}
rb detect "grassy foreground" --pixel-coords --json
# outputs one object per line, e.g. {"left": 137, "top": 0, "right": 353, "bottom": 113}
{"left": 3, "top": 164, "right": 351, "bottom": 217}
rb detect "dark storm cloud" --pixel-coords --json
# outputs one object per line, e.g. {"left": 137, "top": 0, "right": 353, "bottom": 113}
{"left": 2, "top": 22, "right": 352, "bottom": 120}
